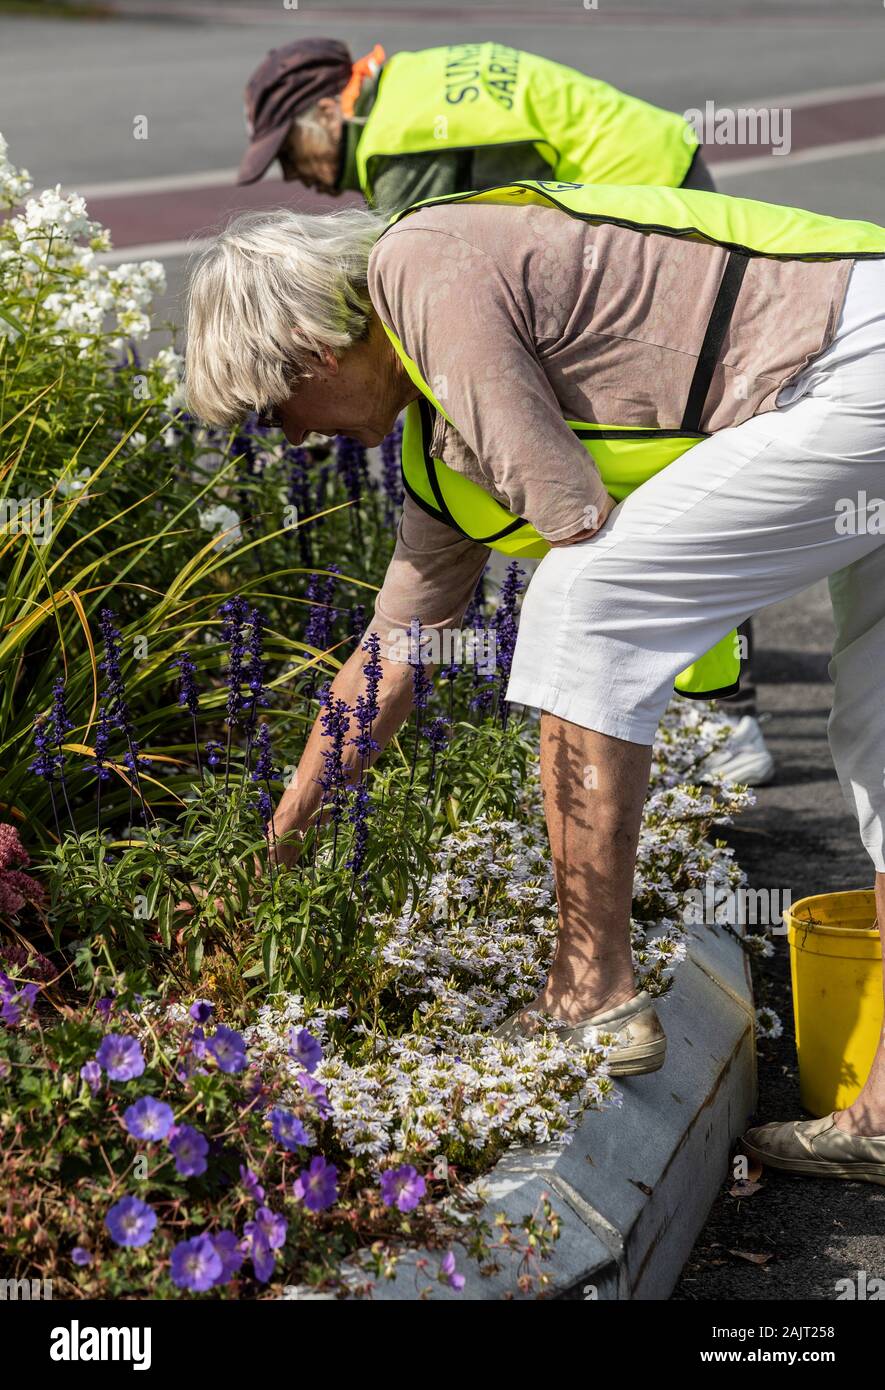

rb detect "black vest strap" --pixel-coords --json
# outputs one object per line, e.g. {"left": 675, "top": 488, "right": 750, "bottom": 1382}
{"left": 680, "top": 250, "right": 750, "bottom": 433}
{"left": 411, "top": 398, "right": 530, "bottom": 545}
{"left": 416, "top": 398, "right": 459, "bottom": 529}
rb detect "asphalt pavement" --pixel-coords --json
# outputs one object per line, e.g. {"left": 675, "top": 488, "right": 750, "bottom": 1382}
{"left": 2, "top": 0, "right": 884, "bottom": 1302}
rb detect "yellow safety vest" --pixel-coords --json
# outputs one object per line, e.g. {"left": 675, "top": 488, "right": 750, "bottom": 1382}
{"left": 356, "top": 43, "right": 698, "bottom": 205}
{"left": 380, "top": 180, "right": 885, "bottom": 697}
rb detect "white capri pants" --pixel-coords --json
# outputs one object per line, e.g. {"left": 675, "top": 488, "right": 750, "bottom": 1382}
{"left": 507, "top": 262, "right": 885, "bottom": 871}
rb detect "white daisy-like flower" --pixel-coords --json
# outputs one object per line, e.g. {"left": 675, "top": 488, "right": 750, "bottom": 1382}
{"left": 755, "top": 1006, "right": 784, "bottom": 1040}
{"left": 198, "top": 504, "right": 242, "bottom": 551}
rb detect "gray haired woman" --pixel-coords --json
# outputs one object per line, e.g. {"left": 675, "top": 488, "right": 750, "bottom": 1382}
{"left": 186, "top": 188, "right": 885, "bottom": 1185}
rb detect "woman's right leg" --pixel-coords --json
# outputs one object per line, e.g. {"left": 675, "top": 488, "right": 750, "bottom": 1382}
{"left": 508, "top": 350, "right": 885, "bottom": 1043}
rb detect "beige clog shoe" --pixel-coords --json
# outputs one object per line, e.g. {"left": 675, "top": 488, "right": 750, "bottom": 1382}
{"left": 492, "top": 989, "right": 666, "bottom": 1077}
{"left": 743, "top": 1112, "right": 885, "bottom": 1185}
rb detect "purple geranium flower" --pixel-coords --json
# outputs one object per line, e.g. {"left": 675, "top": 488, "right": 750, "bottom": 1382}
{"left": 244, "top": 1226, "right": 276, "bottom": 1285}
{"left": 105, "top": 1196, "right": 156, "bottom": 1248}
{"left": 170, "top": 1234, "right": 223, "bottom": 1292}
{"left": 380, "top": 1164, "right": 426, "bottom": 1214}
{"left": 253, "top": 1205, "right": 287, "bottom": 1251}
{"left": 0, "top": 972, "right": 38, "bottom": 1027}
{"left": 269, "top": 1107, "right": 309, "bottom": 1152}
{"left": 239, "top": 1164, "right": 265, "bottom": 1202}
{"left": 79, "top": 1059, "right": 102, "bottom": 1095}
{"left": 95, "top": 1033, "right": 145, "bottom": 1082}
{"left": 298, "top": 1072, "right": 332, "bottom": 1119}
{"left": 293, "top": 1155, "right": 338, "bottom": 1212}
{"left": 287, "top": 1027, "right": 322, "bottom": 1075}
{"left": 205, "top": 1024, "right": 247, "bottom": 1074}
{"left": 189, "top": 999, "right": 214, "bottom": 1024}
{"left": 123, "top": 1095, "right": 175, "bottom": 1141}
{"left": 212, "top": 1230, "right": 245, "bottom": 1285}
{"left": 169, "top": 1123, "right": 209, "bottom": 1177}
{"left": 440, "top": 1250, "right": 466, "bottom": 1291}
{"left": 71, "top": 1246, "right": 92, "bottom": 1267}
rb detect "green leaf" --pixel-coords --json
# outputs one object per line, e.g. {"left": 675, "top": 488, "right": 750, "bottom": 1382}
{"left": 157, "top": 894, "right": 173, "bottom": 949}
{"left": 186, "top": 933, "right": 204, "bottom": 980}
{"left": 0, "top": 304, "right": 27, "bottom": 336}
{"left": 262, "top": 932, "right": 279, "bottom": 987}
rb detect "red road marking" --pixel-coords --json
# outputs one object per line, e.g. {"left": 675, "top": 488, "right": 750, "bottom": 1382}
{"left": 85, "top": 180, "right": 359, "bottom": 252}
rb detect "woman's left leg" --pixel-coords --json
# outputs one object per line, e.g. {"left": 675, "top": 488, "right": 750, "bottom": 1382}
{"left": 530, "top": 718, "right": 651, "bottom": 1024}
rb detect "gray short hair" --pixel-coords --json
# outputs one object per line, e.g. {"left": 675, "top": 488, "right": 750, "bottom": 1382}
{"left": 293, "top": 101, "right": 329, "bottom": 141}
{"left": 185, "top": 205, "right": 386, "bottom": 427}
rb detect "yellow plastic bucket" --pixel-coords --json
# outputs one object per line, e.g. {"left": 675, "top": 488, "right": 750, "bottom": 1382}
{"left": 786, "top": 890, "right": 883, "bottom": 1116}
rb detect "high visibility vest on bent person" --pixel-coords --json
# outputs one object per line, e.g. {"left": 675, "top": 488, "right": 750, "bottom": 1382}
{"left": 355, "top": 42, "right": 699, "bottom": 204}
{"left": 378, "top": 180, "right": 885, "bottom": 699}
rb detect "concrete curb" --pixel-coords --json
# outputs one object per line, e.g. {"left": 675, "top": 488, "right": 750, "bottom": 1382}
{"left": 291, "top": 920, "right": 755, "bottom": 1302}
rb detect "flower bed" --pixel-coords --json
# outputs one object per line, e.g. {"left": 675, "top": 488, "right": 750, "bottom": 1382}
{"left": 0, "top": 135, "right": 765, "bottom": 1299}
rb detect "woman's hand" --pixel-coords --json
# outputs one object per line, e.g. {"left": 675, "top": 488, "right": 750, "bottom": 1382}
{"left": 265, "top": 826, "right": 305, "bottom": 874}
{"left": 174, "top": 884, "right": 231, "bottom": 918}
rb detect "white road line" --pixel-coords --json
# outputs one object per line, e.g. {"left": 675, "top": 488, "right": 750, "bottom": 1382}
{"left": 736, "top": 77, "right": 885, "bottom": 112}
{"left": 97, "top": 237, "right": 214, "bottom": 264}
{"left": 65, "top": 168, "right": 280, "bottom": 199}
{"left": 68, "top": 169, "right": 238, "bottom": 199}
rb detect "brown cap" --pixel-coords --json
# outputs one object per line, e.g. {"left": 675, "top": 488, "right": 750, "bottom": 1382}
{"left": 237, "top": 38, "right": 353, "bottom": 185}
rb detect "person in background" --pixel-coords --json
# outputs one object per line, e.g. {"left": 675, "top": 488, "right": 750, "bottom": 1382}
{"left": 236, "top": 35, "right": 772, "bottom": 785}
{"left": 236, "top": 37, "right": 718, "bottom": 209}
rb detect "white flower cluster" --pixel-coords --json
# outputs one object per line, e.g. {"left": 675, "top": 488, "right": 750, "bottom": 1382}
{"left": 651, "top": 699, "right": 739, "bottom": 787}
{"left": 247, "top": 993, "right": 613, "bottom": 1161}
{"left": 0, "top": 132, "right": 165, "bottom": 351}
{"left": 0, "top": 132, "right": 32, "bottom": 209}
{"left": 152, "top": 345, "right": 189, "bottom": 417}
{"left": 245, "top": 704, "right": 754, "bottom": 1165}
